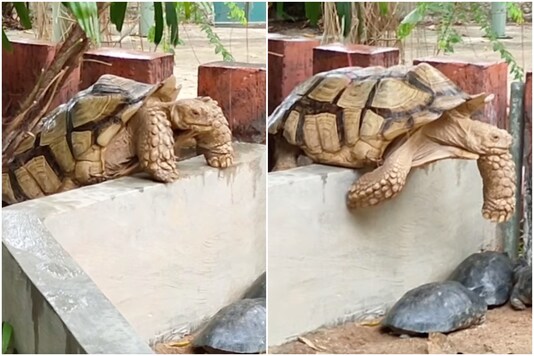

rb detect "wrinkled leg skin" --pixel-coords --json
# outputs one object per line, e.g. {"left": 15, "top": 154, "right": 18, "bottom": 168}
{"left": 136, "top": 106, "right": 179, "bottom": 183}
{"left": 347, "top": 147, "right": 412, "bottom": 209}
{"left": 271, "top": 134, "right": 302, "bottom": 171}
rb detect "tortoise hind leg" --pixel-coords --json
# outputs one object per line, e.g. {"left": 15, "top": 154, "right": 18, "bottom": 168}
{"left": 271, "top": 134, "right": 302, "bottom": 171}
{"left": 136, "top": 106, "right": 179, "bottom": 183}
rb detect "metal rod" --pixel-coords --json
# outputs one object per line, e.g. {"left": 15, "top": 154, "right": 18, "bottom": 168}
{"left": 503, "top": 81, "right": 525, "bottom": 260}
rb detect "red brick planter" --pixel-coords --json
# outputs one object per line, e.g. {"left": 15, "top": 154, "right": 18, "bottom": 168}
{"left": 268, "top": 34, "right": 320, "bottom": 114}
{"left": 313, "top": 43, "right": 400, "bottom": 74}
{"left": 2, "top": 38, "right": 80, "bottom": 119}
{"left": 413, "top": 57, "right": 508, "bottom": 129}
{"left": 80, "top": 48, "right": 174, "bottom": 90}
{"left": 198, "top": 61, "right": 266, "bottom": 144}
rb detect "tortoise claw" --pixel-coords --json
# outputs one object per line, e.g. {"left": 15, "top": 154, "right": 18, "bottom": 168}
{"left": 207, "top": 154, "right": 234, "bottom": 169}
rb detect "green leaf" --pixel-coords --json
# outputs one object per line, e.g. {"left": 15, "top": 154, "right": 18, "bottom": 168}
{"left": 225, "top": 2, "right": 248, "bottom": 25}
{"left": 165, "top": 2, "right": 179, "bottom": 46}
{"left": 397, "top": 5, "right": 427, "bottom": 39}
{"left": 3, "top": 322, "right": 13, "bottom": 354}
{"left": 153, "top": 2, "right": 164, "bottom": 47}
{"left": 506, "top": 3, "right": 524, "bottom": 24}
{"left": 110, "top": 2, "right": 127, "bottom": 32}
{"left": 305, "top": 2, "right": 322, "bottom": 26}
{"left": 276, "top": 2, "right": 284, "bottom": 19}
{"left": 378, "top": 2, "right": 389, "bottom": 16}
{"left": 147, "top": 25, "right": 156, "bottom": 43}
{"left": 183, "top": 2, "right": 192, "bottom": 20}
{"left": 2, "top": 29, "right": 13, "bottom": 52}
{"left": 63, "top": 2, "right": 100, "bottom": 44}
{"left": 336, "top": 2, "right": 352, "bottom": 37}
{"left": 13, "top": 2, "right": 32, "bottom": 29}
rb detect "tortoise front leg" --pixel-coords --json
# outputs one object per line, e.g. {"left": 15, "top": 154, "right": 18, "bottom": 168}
{"left": 196, "top": 119, "right": 234, "bottom": 169}
{"left": 347, "top": 146, "right": 413, "bottom": 209}
{"left": 136, "top": 107, "right": 179, "bottom": 183}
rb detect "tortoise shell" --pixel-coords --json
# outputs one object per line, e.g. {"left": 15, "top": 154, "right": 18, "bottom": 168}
{"left": 381, "top": 281, "right": 487, "bottom": 335}
{"left": 448, "top": 251, "right": 514, "bottom": 306}
{"left": 192, "top": 298, "right": 266, "bottom": 353}
{"left": 510, "top": 261, "right": 532, "bottom": 310}
{"left": 268, "top": 63, "right": 475, "bottom": 168}
{"left": 3, "top": 75, "right": 175, "bottom": 204}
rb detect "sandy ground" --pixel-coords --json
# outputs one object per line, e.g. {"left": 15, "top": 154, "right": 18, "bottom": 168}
{"left": 5, "top": 23, "right": 267, "bottom": 98}
{"left": 269, "top": 306, "right": 532, "bottom": 354}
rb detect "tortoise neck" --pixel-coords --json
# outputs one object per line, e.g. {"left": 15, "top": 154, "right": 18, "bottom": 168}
{"left": 421, "top": 110, "right": 482, "bottom": 152}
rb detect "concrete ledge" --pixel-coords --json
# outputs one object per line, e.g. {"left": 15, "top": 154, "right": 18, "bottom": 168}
{"left": 3, "top": 143, "right": 266, "bottom": 350}
{"left": 2, "top": 212, "right": 152, "bottom": 354}
{"left": 268, "top": 160, "right": 499, "bottom": 346}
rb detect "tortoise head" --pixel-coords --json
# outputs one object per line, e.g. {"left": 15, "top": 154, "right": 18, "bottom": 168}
{"left": 424, "top": 95, "right": 512, "bottom": 156}
{"left": 168, "top": 97, "right": 217, "bottom": 132}
{"left": 463, "top": 119, "right": 513, "bottom": 156}
{"left": 453, "top": 93, "right": 512, "bottom": 155}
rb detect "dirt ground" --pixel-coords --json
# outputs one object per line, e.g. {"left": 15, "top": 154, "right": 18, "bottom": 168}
{"left": 5, "top": 23, "right": 266, "bottom": 98}
{"left": 269, "top": 306, "right": 532, "bottom": 354}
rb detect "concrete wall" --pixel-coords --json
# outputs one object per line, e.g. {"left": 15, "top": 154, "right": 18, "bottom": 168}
{"left": 2, "top": 211, "right": 152, "bottom": 354}
{"left": 5, "top": 143, "right": 266, "bottom": 347}
{"left": 268, "top": 160, "right": 500, "bottom": 346}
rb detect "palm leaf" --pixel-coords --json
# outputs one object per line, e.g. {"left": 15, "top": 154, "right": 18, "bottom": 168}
{"left": 2, "top": 322, "right": 13, "bottom": 354}
{"left": 13, "top": 2, "right": 32, "bottom": 29}
{"left": 305, "top": 2, "right": 322, "bottom": 26}
{"left": 110, "top": 2, "right": 128, "bottom": 32}
{"left": 3, "top": 29, "right": 13, "bottom": 52}
{"left": 153, "top": 2, "right": 164, "bottom": 47}
{"left": 62, "top": 2, "right": 100, "bottom": 44}
{"left": 165, "top": 2, "right": 179, "bottom": 46}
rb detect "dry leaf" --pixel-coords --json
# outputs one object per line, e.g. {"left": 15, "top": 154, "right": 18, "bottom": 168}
{"left": 169, "top": 340, "right": 191, "bottom": 347}
{"left": 298, "top": 336, "right": 327, "bottom": 352}
{"left": 360, "top": 319, "right": 382, "bottom": 327}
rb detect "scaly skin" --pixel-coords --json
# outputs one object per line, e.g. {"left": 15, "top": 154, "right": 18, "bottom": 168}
{"left": 136, "top": 105, "right": 179, "bottom": 183}
{"left": 346, "top": 111, "right": 515, "bottom": 223}
{"left": 477, "top": 153, "right": 516, "bottom": 223}
{"left": 347, "top": 144, "right": 412, "bottom": 209}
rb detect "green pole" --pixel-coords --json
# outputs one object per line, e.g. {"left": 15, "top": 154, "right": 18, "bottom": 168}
{"left": 139, "top": 2, "right": 155, "bottom": 37}
{"left": 491, "top": 2, "right": 507, "bottom": 39}
{"left": 503, "top": 81, "right": 525, "bottom": 260}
